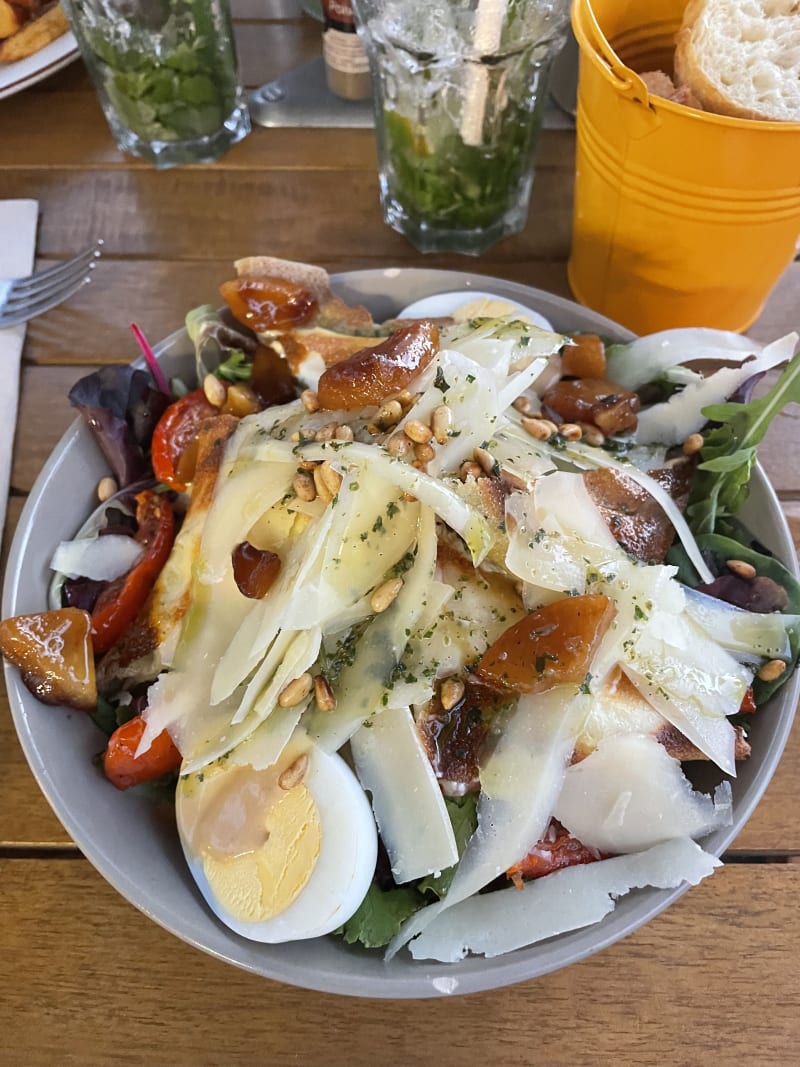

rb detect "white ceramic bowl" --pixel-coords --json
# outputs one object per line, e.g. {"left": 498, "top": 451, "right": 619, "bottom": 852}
{"left": 4, "top": 269, "right": 799, "bottom": 998}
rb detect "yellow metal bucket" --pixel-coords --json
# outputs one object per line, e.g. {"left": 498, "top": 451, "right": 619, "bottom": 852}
{"left": 567, "top": 0, "right": 800, "bottom": 334}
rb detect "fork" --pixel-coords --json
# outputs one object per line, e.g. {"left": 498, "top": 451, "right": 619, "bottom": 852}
{"left": 0, "top": 240, "right": 103, "bottom": 330}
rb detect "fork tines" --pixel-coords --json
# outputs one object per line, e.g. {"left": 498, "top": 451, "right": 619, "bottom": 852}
{"left": 0, "top": 239, "right": 104, "bottom": 329}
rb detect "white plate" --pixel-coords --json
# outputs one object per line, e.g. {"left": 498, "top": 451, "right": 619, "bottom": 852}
{"left": 0, "top": 31, "right": 78, "bottom": 101}
{"left": 4, "top": 268, "right": 799, "bottom": 998}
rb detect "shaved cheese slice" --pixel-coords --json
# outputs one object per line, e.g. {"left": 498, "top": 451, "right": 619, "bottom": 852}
{"left": 309, "top": 505, "right": 439, "bottom": 751}
{"left": 237, "top": 626, "right": 321, "bottom": 727}
{"left": 505, "top": 473, "right": 624, "bottom": 598}
{"left": 212, "top": 506, "right": 335, "bottom": 705}
{"left": 636, "top": 333, "right": 798, "bottom": 445}
{"left": 387, "top": 688, "right": 592, "bottom": 959}
{"left": 554, "top": 734, "right": 733, "bottom": 853}
{"left": 607, "top": 328, "right": 762, "bottom": 390}
{"left": 350, "top": 706, "right": 458, "bottom": 883}
{"left": 684, "top": 587, "right": 797, "bottom": 662}
{"left": 195, "top": 459, "right": 295, "bottom": 585}
{"left": 308, "top": 505, "right": 439, "bottom": 752}
{"left": 245, "top": 437, "right": 493, "bottom": 566}
{"left": 407, "top": 837, "right": 720, "bottom": 961}
{"left": 621, "top": 615, "right": 750, "bottom": 776}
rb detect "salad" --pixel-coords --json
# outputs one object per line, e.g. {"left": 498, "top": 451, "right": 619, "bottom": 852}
{"left": 2, "top": 259, "right": 799, "bottom": 964}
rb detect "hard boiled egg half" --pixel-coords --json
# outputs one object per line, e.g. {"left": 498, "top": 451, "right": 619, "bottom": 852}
{"left": 176, "top": 731, "right": 377, "bottom": 942}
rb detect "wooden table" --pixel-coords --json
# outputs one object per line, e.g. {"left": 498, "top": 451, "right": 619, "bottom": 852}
{"left": 1, "top": 4, "right": 799, "bottom": 1063}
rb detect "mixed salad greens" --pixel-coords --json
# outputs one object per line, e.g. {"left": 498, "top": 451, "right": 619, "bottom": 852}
{"left": 2, "top": 270, "right": 799, "bottom": 962}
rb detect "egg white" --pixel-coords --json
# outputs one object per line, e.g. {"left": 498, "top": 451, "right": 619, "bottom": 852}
{"left": 176, "top": 738, "right": 377, "bottom": 943}
{"left": 397, "top": 290, "right": 554, "bottom": 331}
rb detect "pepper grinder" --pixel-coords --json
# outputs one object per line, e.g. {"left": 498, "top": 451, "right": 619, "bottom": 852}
{"left": 322, "top": 0, "right": 371, "bottom": 101}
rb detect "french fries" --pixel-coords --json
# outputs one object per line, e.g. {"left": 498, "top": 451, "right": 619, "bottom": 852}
{"left": 0, "top": 2, "right": 69, "bottom": 64}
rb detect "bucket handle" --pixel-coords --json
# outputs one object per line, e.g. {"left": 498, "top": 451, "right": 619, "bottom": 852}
{"left": 579, "top": 0, "right": 653, "bottom": 110}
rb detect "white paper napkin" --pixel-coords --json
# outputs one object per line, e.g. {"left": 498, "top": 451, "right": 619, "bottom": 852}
{"left": 0, "top": 200, "right": 39, "bottom": 544}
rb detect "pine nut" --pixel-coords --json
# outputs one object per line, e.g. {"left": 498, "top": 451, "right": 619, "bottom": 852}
{"left": 387, "top": 434, "right": 414, "bottom": 458}
{"left": 278, "top": 672, "right": 313, "bottom": 708}
{"left": 314, "top": 674, "right": 337, "bottom": 712}
{"left": 97, "top": 476, "right": 118, "bottom": 502}
{"left": 395, "top": 390, "right": 414, "bottom": 409}
{"left": 501, "top": 470, "right": 527, "bottom": 491}
{"left": 521, "top": 416, "right": 558, "bottom": 440}
{"left": 224, "top": 383, "right": 260, "bottom": 417}
{"left": 682, "top": 432, "right": 704, "bottom": 456}
{"left": 460, "top": 460, "right": 483, "bottom": 481}
{"left": 370, "top": 577, "right": 404, "bottom": 613}
{"left": 203, "top": 373, "right": 227, "bottom": 408}
{"left": 431, "top": 405, "right": 452, "bottom": 444}
{"left": 301, "top": 389, "right": 319, "bottom": 414}
{"left": 558, "top": 423, "right": 583, "bottom": 441}
{"left": 278, "top": 753, "right": 309, "bottom": 790}
{"left": 758, "top": 659, "right": 786, "bottom": 682}
{"left": 315, "top": 421, "right": 338, "bottom": 442}
{"left": 727, "top": 559, "right": 756, "bottom": 580}
{"left": 313, "top": 464, "right": 333, "bottom": 503}
{"left": 376, "top": 400, "right": 403, "bottom": 428}
{"left": 512, "top": 396, "right": 532, "bottom": 414}
{"left": 579, "top": 422, "right": 605, "bottom": 447}
{"left": 320, "top": 461, "right": 342, "bottom": 498}
{"left": 334, "top": 425, "right": 354, "bottom": 442}
{"left": 403, "top": 419, "right": 433, "bottom": 444}
{"left": 440, "top": 677, "right": 465, "bottom": 711}
{"left": 293, "top": 470, "right": 317, "bottom": 502}
{"left": 474, "top": 447, "right": 498, "bottom": 476}
{"left": 414, "top": 442, "right": 436, "bottom": 465}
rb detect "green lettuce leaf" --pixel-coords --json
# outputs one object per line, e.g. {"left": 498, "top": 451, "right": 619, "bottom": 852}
{"left": 335, "top": 883, "right": 423, "bottom": 949}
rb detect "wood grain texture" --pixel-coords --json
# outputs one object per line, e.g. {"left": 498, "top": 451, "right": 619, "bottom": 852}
{"left": 0, "top": 859, "right": 798, "bottom": 1065}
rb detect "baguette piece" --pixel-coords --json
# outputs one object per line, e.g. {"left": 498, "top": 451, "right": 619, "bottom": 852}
{"left": 674, "top": 0, "right": 800, "bottom": 122}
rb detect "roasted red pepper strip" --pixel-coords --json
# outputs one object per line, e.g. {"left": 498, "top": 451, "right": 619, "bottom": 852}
{"left": 506, "top": 829, "right": 605, "bottom": 888}
{"left": 739, "top": 686, "right": 757, "bottom": 714}
{"left": 103, "top": 714, "right": 181, "bottom": 791}
{"left": 91, "top": 490, "right": 175, "bottom": 655}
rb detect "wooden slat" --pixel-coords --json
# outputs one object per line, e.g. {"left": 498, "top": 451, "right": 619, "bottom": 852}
{"left": 0, "top": 859, "right": 797, "bottom": 1064}
{"left": 0, "top": 166, "right": 574, "bottom": 262}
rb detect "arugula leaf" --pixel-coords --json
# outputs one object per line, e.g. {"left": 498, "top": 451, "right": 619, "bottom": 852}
{"left": 418, "top": 793, "right": 478, "bottom": 898}
{"left": 215, "top": 350, "right": 252, "bottom": 383}
{"left": 335, "top": 883, "right": 424, "bottom": 949}
{"left": 685, "top": 351, "right": 800, "bottom": 536}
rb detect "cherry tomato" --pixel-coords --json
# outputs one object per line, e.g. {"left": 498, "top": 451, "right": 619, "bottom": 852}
{"left": 151, "top": 388, "right": 217, "bottom": 491}
{"left": 103, "top": 714, "right": 181, "bottom": 791}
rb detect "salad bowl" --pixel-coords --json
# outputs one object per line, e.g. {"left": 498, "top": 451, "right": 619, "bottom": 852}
{"left": 4, "top": 268, "right": 799, "bottom": 998}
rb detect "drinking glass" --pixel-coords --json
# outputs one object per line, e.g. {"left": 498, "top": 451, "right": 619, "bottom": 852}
{"left": 64, "top": 0, "right": 251, "bottom": 168}
{"left": 352, "top": 0, "right": 570, "bottom": 255}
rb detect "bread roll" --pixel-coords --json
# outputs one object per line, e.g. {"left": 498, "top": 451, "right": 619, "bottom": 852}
{"left": 674, "top": 0, "right": 800, "bottom": 122}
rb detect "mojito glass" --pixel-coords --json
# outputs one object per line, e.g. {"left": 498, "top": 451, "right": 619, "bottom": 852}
{"left": 64, "top": 0, "right": 250, "bottom": 168}
{"left": 353, "top": 0, "right": 570, "bottom": 255}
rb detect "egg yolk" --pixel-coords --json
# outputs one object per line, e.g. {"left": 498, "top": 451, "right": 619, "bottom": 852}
{"left": 202, "top": 784, "right": 321, "bottom": 923}
{"left": 181, "top": 763, "right": 322, "bottom": 924}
